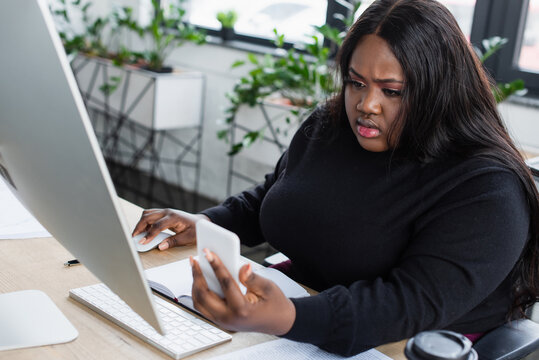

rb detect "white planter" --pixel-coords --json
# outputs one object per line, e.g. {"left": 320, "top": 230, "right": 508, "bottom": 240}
{"left": 71, "top": 55, "right": 204, "bottom": 130}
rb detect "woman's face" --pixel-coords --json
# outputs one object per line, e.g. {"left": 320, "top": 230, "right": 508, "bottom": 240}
{"left": 345, "top": 34, "right": 404, "bottom": 152}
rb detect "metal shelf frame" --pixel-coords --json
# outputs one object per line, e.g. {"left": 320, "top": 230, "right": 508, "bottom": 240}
{"left": 73, "top": 58, "right": 205, "bottom": 211}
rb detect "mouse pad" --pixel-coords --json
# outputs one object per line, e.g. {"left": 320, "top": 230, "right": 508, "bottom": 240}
{"left": 0, "top": 290, "right": 78, "bottom": 351}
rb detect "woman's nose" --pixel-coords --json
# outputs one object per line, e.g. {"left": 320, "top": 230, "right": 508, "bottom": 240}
{"left": 356, "top": 89, "right": 382, "bottom": 115}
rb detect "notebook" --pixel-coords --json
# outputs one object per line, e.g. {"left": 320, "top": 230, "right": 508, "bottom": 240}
{"left": 145, "top": 257, "right": 309, "bottom": 313}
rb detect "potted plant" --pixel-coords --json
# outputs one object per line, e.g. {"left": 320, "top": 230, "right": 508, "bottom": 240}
{"left": 52, "top": 0, "right": 207, "bottom": 130}
{"left": 216, "top": 10, "right": 238, "bottom": 42}
{"left": 126, "top": 0, "right": 206, "bottom": 73}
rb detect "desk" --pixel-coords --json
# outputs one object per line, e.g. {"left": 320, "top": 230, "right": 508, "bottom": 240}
{"left": 0, "top": 199, "right": 406, "bottom": 360}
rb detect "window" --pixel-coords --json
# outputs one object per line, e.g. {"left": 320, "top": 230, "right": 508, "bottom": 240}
{"left": 472, "top": 0, "right": 539, "bottom": 96}
{"left": 185, "top": 0, "right": 328, "bottom": 44}
{"left": 518, "top": 0, "right": 539, "bottom": 72}
{"left": 438, "top": 0, "right": 476, "bottom": 39}
{"left": 184, "top": 0, "right": 480, "bottom": 46}
{"left": 161, "top": 0, "right": 539, "bottom": 96}
{"left": 353, "top": 0, "right": 476, "bottom": 39}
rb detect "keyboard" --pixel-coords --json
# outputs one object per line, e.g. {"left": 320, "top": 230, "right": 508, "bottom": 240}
{"left": 69, "top": 283, "right": 231, "bottom": 359}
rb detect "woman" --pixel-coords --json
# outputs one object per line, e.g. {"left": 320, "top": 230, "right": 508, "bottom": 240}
{"left": 133, "top": 0, "right": 539, "bottom": 355}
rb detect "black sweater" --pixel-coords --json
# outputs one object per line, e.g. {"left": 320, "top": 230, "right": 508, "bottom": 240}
{"left": 202, "top": 108, "right": 530, "bottom": 355}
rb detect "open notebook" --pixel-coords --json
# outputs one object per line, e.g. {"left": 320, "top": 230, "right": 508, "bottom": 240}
{"left": 145, "top": 257, "right": 309, "bottom": 313}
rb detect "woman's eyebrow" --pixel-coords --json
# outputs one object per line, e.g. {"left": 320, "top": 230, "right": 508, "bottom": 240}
{"left": 348, "top": 67, "right": 403, "bottom": 84}
{"left": 348, "top": 67, "right": 364, "bottom": 79}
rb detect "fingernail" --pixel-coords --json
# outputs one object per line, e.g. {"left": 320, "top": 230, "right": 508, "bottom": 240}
{"left": 189, "top": 256, "right": 194, "bottom": 267}
{"left": 204, "top": 248, "right": 214, "bottom": 262}
{"left": 139, "top": 237, "right": 146, "bottom": 244}
{"left": 159, "top": 241, "right": 169, "bottom": 250}
{"left": 246, "top": 263, "right": 252, "bottom": 277}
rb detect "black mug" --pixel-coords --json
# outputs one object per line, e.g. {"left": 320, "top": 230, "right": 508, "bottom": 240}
{"left": 405, "top": 330, "right": 478, "bottom": 360}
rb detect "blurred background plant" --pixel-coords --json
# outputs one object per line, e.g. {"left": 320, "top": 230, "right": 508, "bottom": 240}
{"left": 51, "top": 0, "right": 108, "bottom": 60}
{"left": 475, "top": 36, "right": 527, "bottom": 102}
{"left": 219, "top": 1, "right": 362, "bottom": 155}
{"left": 124, "top": 0, "right": 206, "bottom": 72}
{"left": 216, "top": 9, "right": 238, "bottom": 30}
{"left": 50, "top": 0, "right": 206, "bottom": 72}
{"left": 216, "top": 9, "right": 238, "bottom": 42}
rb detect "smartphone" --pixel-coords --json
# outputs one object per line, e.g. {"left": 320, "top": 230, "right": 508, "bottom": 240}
{"left": 196, "top": 219, "right": 242, "bottom": 298}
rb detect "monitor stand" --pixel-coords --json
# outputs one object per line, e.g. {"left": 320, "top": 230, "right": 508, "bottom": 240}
{"left": 0, "top": 290, "right": 78, "bottom": 351}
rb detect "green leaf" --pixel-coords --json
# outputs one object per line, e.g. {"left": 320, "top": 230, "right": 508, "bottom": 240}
{"left": 99, "top": 76, "right": 122, "bottom": 95}
{"left": 480, "top": 36, "right": 508, "bottom": 63}
{"left": 165, "top": 33, "right": 176, "bottom": 47}
{"left": 228, "top": 143, "right": 243, "bottom": 156}
{"left": 231, "top": 60, "right": 245, "bottom": 68}
{"left": 494, "top": 78, "right": 526, "bottom": 103}
{"left": 315, "top": 24, "right": 342, "bottom": 46}
{"left": 81, "top": 2, "right": 91, "bottom": 13}
{"left": 217, "top": 129, "right": 229, "bottom": 140}
{"left": 216, "top": 10, "right": 238, "bottom": 28}
{"left": 242, "top": 131, "right": 261, "bottom": 148}
{"left": 55, "top": 9, "right": 69, "bottom": 22}
{"left": 272, "top": 28, "right": 285, "bottom": 48}
{"left": 247, "top": 53, "right": 259, "bottom": 65}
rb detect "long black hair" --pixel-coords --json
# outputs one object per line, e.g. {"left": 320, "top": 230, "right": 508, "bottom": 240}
{"left": 329, "top": 0, "right": 538, "bottom": 315}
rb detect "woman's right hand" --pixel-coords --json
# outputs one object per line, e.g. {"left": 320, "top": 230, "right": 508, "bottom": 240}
{"left": 132, "top": 208, "right": 210, "bottom": 250}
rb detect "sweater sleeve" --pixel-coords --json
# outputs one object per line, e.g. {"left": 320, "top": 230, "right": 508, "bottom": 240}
{"left": 282, "top": 168, "right": 530, "bottom": 356}
{"left": 201, "top": 150, "right": 288, "bottom": 247}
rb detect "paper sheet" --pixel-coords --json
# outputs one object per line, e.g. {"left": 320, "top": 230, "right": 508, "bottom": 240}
{"left": 0, "top": 176, "right": 51, "bottom": 239}
{"left": 209, "top": 338, "right": 394, "bottom": 360}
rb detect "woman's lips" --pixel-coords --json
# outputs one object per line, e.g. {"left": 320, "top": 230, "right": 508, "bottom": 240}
{"left": 358, "top": 125, "right": 380, "bottom": 138}
{"left": 356, "top": 118, "right": 381, "bottom": 138}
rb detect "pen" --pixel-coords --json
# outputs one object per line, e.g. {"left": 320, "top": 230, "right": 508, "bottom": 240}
{"left": 64, "top": 259, "right": 80, "bottom": 267}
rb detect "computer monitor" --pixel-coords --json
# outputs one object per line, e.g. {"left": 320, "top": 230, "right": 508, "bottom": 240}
{"left": 0, "top": 0, "right": 164, "bottom": 334}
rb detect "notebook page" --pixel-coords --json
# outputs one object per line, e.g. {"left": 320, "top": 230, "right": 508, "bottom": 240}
{"left": 145, "top": 258, "right": 193, "bottom": 299}
{"left": 208, "top": 338, "right": 393, "bottom": 360}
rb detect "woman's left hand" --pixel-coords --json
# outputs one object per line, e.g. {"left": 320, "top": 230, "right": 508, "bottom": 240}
{"left": 190, "top": 250, "right": 296, "bottom": 335}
